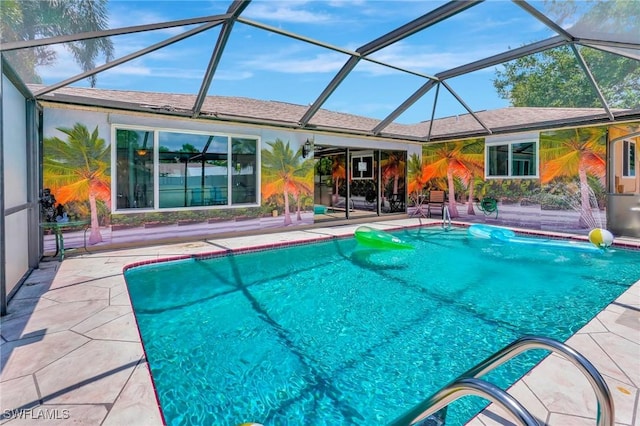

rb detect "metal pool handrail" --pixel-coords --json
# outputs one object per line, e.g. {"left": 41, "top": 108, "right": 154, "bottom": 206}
{"left": 391, "top": 377, "right": 539, "bottom": 426}
{"left": 392, "top": 335, "right": 614, "bottom": 426}
{"left": 442, "top": 205, "right": 452, "bottom": 231}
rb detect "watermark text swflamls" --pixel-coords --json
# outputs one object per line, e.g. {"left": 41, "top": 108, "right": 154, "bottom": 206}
{"left": 2, "top": 408, "right": 70, "bottom": 420}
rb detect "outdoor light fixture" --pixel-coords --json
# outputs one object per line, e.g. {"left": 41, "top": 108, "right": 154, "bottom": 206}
{"left": 302, "top": 139, "right": 313, "bottom": 158}
{"left": 136, "top": 148, "right": 148, "bottom": 156}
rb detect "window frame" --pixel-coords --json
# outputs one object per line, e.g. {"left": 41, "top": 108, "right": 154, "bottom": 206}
{"left": 111, "top": 124, "right": 260, "bottom": 213}
{"left": 485, "top": 134, "right": 539, "bottom": 179}
{"left": 350, "top": 153, "right": 374, "bottom": 180}
{"left": 112, "top": 124, "right": 157, "bottom": 212}
{"left": 622, "top": 139, "right": 636, "bottom": 178}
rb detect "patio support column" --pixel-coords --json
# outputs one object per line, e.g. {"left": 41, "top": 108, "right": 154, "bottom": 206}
{"left": 0, "top": 58, "right": 6, "bottom": 316}
{"left": 26, "top": 99, "right": 41, "bottom": 269}
{"left": 346, "top": 148, "right": 351, "bottom": 220}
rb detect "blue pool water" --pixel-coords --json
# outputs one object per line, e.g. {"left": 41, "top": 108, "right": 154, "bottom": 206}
{"left": 125, "top": 226, "right": 640, "bottom": 426}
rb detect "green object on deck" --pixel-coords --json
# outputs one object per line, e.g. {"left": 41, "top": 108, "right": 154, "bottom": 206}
{"left": 478, "top": 197, "right": 498, "bottom": 218}
{"left": 314, "top": 205, "right": 328, "bottom": 214}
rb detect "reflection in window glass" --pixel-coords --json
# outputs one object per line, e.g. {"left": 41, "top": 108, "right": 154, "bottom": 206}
{"left": 487, "top": 141, "right": 537, "bottom": 178}
{"left": 351, "top": 155, "right": 374, "bottom": 180}
{"left": 623, "top": 140, "right": 636, "bottom": 177}
{"left": 511, "top": 142, "right": 536, "bottom": 176}
{"left": 115, "top": 127, "right": 258, "bottom": 210}
{"left": 231, "top": 138, "right": 257, "bottom": 205}
{"left": 488, "top": 145, "right": 508, "bottom": 176}
{"left": 115, "top": 129, "right": 154, "bottom": 209}
{"left": 380, "top": 150, "right": 406, "bottom": 214}
{"left": 158, "top": 132, "right": 230, "bottom": 208}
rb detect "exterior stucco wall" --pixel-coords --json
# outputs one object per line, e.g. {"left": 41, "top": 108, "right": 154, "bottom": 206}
{"left": 41, "top": 103, "right": 419, "bottom": 252}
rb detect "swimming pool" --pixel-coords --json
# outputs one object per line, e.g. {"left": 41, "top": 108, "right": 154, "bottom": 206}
{"left": 125, "top": 226, "right": 640, "bottom": 425}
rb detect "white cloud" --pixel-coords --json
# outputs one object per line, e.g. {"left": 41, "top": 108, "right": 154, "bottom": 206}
{"left": 102, "top": 64, "right": 203, "bottom": 79}
{"left": 108, "top": 4, "right": 209, "bottom": 37}
{"left": 365, "top": 41, "right": 512, "bottom": 75}
{"left": 241, "top": 47, "right": 347, "bottom": 73}
{"left": 35, "top": 43, "right": 205, "bottom": 83}
{"left": 213, "top": 70, "right": 254, "bottom": 81}
{"left": 234, "top": 39, "right": 500, "bottom": 78}
{"left": 244, "top": 1, "right": 333, "bottom": 24}
{"left": 36, "top": 46, "right": 83, "bottom": 80}
{"left": 109, "top": 7, "right": 176, "bottom": 30}
{"left": 100, "top": 61, "right": 251, "bottom": 81}
{"left": 327, "top": 0, "right": 366, "bottom": 8}
{"left": 102, "top": 64, "right": 153, "bottom": 76}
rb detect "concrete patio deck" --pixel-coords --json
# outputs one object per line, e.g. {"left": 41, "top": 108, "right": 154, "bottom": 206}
{"left": 1, "top": 218, "right": 639, "bottom": 425}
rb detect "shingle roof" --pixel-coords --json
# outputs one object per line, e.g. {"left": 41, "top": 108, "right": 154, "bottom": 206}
{"left": 29, "top": 85, "right": 639, "bottom": 142}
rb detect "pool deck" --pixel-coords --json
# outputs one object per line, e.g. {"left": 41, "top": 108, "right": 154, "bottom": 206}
{"left": 1, "top": 218, "right": 639, "bottom": 425}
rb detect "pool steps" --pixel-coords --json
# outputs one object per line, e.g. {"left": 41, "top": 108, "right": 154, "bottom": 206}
{"left": 391, "top": 335, "right": 614, "bottom": 426}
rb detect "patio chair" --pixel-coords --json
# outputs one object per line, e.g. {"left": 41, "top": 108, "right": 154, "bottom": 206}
{"left": 427, "top": 190, "right": 446, "bottom": 218}
{"left": 388, "top": 193, "right": 405, "bottom": 212}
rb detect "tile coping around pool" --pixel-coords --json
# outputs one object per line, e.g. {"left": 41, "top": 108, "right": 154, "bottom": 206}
{"left": 1, "top": 218, "right": 639, "bottom": 426}
{"left": 122, "top": 222, "right": 640, "bottom": 272}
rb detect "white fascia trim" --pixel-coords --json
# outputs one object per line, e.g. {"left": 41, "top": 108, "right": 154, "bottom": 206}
{"left": 485, "top": 131, "right": 539, "bottom": 145}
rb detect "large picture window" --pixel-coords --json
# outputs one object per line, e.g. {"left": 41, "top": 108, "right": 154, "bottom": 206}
{"left": 486, "top": 139, "right": 538, "bottom": 178}
{"left": 623, "top": 140, "right": 636, "bottom": 178}
{"left": 114, "top": 126, "right": 258, "bottom": 211}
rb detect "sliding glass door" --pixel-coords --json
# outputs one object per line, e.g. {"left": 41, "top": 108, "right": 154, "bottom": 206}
{"left": 313, "top": 146, "right": 406, "bottom": 222}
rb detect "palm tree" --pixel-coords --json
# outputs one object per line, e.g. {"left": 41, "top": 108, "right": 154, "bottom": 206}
{"left": 422, "top": 139, "right": 485, "bottom": 218}
{"left": 406, "top": 153, "right": 431, "bottom": 215}
{"left": 460, "top": 140, "right": 485, "bottom": 215}
{"left": 291, "top": 158, "right": 315, "bottom": 221}
{"left": 331, "top": 156, "right": 346, "bottom": 206}
{"left": 261, "top": 139, "right": 313, "bottom": 226}
{"left": 540, "top": 127, "right": 606, "bottom": 227}
{"left": 407, "top": 153, "right": 425, "bottom": 195}
{"left": 1, "top": 0, "right": 114, "bottom": 86}
{"left": 44, "top": 123, "right": 111, "bottom": 244}
{"left": 381, "top": 151, "right": 405, "bottom": 197}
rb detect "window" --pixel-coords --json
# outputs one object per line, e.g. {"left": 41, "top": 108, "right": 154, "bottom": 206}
{"left": 486, "top": 138, "right": 538, "bottom": 178}
{"left": 231, "top": 137, "right": 257, "bottom": 204}
{"left": 351, "top": 154, "right": 374, "bottom": 179}
{"left": 114, "top": 126, "right": 258, "bottom": 211}
{"left": 115, "top": 129, "right": 155, "bottom": 209}
{"left": 623, "top": 140, "right": 636, "bottom": 178}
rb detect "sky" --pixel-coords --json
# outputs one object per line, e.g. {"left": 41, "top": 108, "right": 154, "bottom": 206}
{"left": 34, "top": 0, "right": 564, "bottom": 124}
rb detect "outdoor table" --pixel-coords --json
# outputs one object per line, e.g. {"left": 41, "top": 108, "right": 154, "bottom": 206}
{"left": 40, "top": 220, "right": 90, "bottom": 261}
{"left": 409, "top": 193, "right": 429, "bottom": 218}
